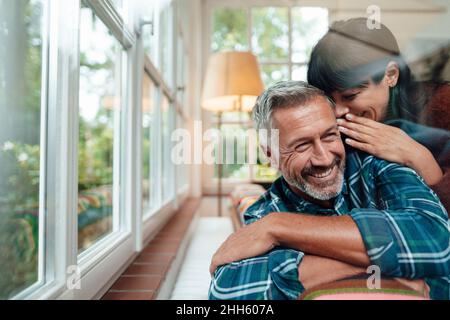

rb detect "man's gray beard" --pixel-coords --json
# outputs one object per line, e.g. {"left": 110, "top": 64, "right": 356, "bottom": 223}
{"left": 285, "top": 165, "right": 345, "bottom": 201}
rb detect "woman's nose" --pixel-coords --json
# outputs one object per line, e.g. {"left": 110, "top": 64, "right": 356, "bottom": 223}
{"left": 334, "top": 104, "right": 349, "bottom": 119}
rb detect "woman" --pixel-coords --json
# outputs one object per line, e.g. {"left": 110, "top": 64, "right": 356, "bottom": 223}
{"left": 307, "top": 17, "right": 450, "bottom": 211}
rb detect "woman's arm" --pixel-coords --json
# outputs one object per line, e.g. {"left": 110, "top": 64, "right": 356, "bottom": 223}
{"left": 298, "top": 255, "right": 365, "bottom": 290}
{"left": 429, "top": 167, "right": 450, "bottom": 212}
{"left": 337, "top": 113, "right": 443, "bottom": 185}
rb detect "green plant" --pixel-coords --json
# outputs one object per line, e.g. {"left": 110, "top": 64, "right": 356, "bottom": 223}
{"left": 0, "top": 141, "right": 40, "bottom": 299}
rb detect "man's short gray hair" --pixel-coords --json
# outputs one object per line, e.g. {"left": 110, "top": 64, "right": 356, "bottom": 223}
{"left": 252, "top": 80, "right": 335, "bottom": 132}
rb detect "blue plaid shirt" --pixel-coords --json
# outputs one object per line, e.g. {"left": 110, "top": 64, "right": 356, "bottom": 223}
{"left": 209, "top": 149, "right": 450, "bottom": 300}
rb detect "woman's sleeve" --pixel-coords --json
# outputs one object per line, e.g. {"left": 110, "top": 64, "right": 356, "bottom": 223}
{"left": 386, "top": 119, "right": 450, "bottom": 215}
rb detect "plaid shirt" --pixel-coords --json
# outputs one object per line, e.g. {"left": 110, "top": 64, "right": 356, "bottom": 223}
{"left": 209, "top": 149, "right": 450, "bottom": 300}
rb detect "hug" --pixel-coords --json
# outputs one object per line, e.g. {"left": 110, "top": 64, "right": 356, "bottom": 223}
{"left": 209, "top": 18, "right": 450, "bottom": 300}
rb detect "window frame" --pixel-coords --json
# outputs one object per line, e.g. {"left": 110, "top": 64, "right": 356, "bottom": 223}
{"left": 8, "top": 0, "right": 50, "bottom": 299}
{"left": 12, "top": 0, "right": 79, "bottom": 300}
{"left": 138, "top": 0, "right": 190, "bottom": 247}
{"left": 9, "top": 0, "right": 191, "bottom": 300}
{"left": 15, "top": 0, "right": 138, "bottom": 300}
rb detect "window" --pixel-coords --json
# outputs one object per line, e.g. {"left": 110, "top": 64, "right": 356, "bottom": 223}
{"left": 176, "top": 112, "right": 189, "bottom": 191}
{"left": 142, "top": 72, "right": 158, "bottom": 216}
{"left": 140, "top": 1, "right": 180, "bottom": 224}
{"left": 212, "top": 8, "right": 248, "bottom": 52}
{"left": 162, "top": 95, "right": 174, "bottom": 202}
{"left": 214, "top": 123, "right": 251, "bottom": 181}
{"left": 0, "top": 0, "right": 190, "bottom": 300}
{"left": 174, "top": 23, "right": 189, "bottom": 193}
{"left": 213, "top": 6, "right": 328, "bottom": 85}
{"left": 0, "top": 0, "right": 46, "bottom": 298}
{"left": 78, "top": 4, "right": 124, "bottom": 253}
{"left": 159, "top": 1, "right": 173, "bottom": 86}
{"left": 252, "top": 7, "right": 289, "bottom": 62}
{"left": 209, "top": 5, "right": 328, "bottom": 184}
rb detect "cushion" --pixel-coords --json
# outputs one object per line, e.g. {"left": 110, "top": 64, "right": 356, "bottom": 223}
{"left": 299, "top": 278, "right": 429, "bottom": 300}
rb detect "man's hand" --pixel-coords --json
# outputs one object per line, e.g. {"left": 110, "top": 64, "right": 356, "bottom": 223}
{"left": 209, "top": 214, "right": 278, "bottom": 275}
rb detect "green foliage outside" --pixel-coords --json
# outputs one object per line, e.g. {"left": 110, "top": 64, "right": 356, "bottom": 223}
{"left": 78, "top": 110, "right": 114, "bottom": 191}
{"left": 0, "top": 142, "right": 40, "bottom": 299}
{"left": 0, "top": 0, "right": 43, "bottom": 299}
{"left": 212, "top": 8, "right": 248, "bottom": 52}
{"left": 252, "top": 7, "right": 289, "bottom": 61}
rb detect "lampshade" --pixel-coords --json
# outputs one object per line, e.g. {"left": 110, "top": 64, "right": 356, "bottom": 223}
{"left": 201, "top": 51, "right": 264, "bottom": 113}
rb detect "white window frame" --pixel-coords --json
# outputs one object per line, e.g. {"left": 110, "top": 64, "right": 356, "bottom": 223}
{"left": 138, "top": 0, "right": 190, "bottom": 248}
{"left": 10, "top": 0, "right": 50, "bottom": 299}
{"left": 11, "top": 0, "right": 191, "bottom": 300}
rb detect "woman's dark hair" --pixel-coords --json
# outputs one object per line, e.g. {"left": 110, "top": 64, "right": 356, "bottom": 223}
{"left": 307, "top": 18, "right": 426, "bottom": 122}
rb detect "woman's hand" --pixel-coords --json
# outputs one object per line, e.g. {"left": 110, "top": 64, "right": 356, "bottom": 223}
{"left": 337, "top": 113, "right": 443, "bottom": 185}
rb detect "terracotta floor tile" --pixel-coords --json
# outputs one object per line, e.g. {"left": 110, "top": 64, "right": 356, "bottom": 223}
{"left": 142, "top": 242, "right": 180, "bottom": 254}
{"left": 111, "top": 275, "right": 162, "bottom": 291}
{"left": 135, "top": 253, "right": 175, "bottom": 264}
{"left": 102, "top": 291, "right": 155, "bottom": 300}
{"left": 124, "top": 264, "right": 169, "bottom": 276}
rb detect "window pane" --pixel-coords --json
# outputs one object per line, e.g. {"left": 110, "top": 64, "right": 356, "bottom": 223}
{"left": 260, "top": 64, "right": 289, "bottom": 88}
{"left": 212, "top": 8, "right": 248, "bottom": 52}
{"left": 141, "top": 2, "right": 157, "bottom": 62}
{"left": 159, "top": 4, "right": 172, "bottom": 85}
{"left": 252, "top": 7, "right": 289, "bottom": 61}
{"left": 161, "top": 95, "right": 173, "bottom": 202}
{"left": 292, "top": 64, "right": 308, "bottom": 82}
{"left": 0, "top": 0, "right": 44, "bottom": 299}
{"left": 212, "top": 112, "right": 250, "bottom": 123}
{"left": 214, "top": 124, "right": 250, "bottom": 180}
{"left": 142, "top": 73, "right": 156, "bottom": 216}
{"left": 78, "top": 6, "right": 122, "bottom": 253}
{"left": 176, "top": 113, "right": 188, "bottom": 190}
{"left": 111, "top": 0, "right": 124, "bottom": 16}
{"left": 177, "top": 35, "right": 186, "bottom": 106}
{"left": 292, "top": 7, "right": 328, "bottom": 63}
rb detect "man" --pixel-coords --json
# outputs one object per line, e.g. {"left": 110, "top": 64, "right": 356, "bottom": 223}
{"left": 208, "top": 81, "right": 450, "bottom": 300}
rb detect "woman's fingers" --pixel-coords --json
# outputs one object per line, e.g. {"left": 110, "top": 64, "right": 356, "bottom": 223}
{"left": 344, "top": 138, "right": 374, "bottom": 154}
{"left": 344, "top": 113, "right": 380, "bottom": 129}
{"left": 338, "top": 125, "right": 372, "bottom": 143}
{"left": 337, "top": 118, "right": 376, "bottom": 138}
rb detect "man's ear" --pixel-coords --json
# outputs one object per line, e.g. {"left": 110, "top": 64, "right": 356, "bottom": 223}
{"left": 384, "top": 61, "right": 399, "bottom": 87}
{"left": 261, "top": 145, "right": 279, "bottom": 169}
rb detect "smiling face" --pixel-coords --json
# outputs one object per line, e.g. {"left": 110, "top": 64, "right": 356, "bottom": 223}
{"left": 330, "top": 61, "right": 400, "bottom": 121}
{"left": 331, "top": 78, "right": 390, "bottom": 121}
{"left": 271, "top": 97, "right": 346, "bottom": 202}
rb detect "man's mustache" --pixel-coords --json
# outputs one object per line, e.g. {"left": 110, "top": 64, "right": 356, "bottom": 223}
{"left": 302, "top": 157, "right": 342, "bottom": 177}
